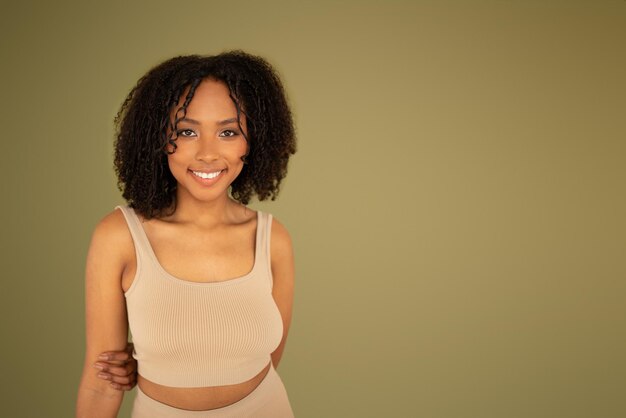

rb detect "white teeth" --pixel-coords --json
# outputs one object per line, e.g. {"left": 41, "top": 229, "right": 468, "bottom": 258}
{"left": 192, "top": 170, "right": 222, "bottom": 179}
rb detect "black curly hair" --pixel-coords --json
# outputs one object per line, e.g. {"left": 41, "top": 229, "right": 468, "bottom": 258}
{"left": 113, "top": 50, "right": 296, "bottom": 219}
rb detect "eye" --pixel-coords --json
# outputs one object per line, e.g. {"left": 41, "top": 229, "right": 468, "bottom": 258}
{"left": 177, "top": 129, "right": 196, "bottom": 137}
{"left": 219, "top": 129, "right": 239, "bottom": 138}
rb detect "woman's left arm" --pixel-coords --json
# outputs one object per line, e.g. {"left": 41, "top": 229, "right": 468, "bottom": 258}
{"left": 269, "top": 218, "right": 295, "bottom": 368}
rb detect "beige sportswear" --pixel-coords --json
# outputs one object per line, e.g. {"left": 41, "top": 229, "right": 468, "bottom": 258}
{"left": 115, "top": 205, "right": 284, "bottom": 387}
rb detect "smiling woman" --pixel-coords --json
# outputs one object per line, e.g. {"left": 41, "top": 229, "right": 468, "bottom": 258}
{"left": 166, "top": 80, "right": 249, "bottom": 206}
{"left": 75, "top": 51, "right": 297, "bottom": 418}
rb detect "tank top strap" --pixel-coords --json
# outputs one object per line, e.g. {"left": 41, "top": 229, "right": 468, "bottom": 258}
{"left": 256, "top": 211, "right": 274, "bottom": 288}
{"left": 114, "top": 205, "right": 152, "bottom": 263}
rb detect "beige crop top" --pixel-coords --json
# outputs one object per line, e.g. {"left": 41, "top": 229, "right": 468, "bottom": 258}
{"left": 115, "top": 205, "right": 284, "bottom": 387}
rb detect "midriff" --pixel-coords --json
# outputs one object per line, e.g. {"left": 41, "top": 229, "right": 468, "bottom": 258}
{"left": 137, "top": 362, "right": 272, "bottom": 411}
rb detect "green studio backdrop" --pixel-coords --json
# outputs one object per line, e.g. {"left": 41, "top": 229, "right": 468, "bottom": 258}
{"left": 1, "top": 1, "right": 625, "bottom": 417}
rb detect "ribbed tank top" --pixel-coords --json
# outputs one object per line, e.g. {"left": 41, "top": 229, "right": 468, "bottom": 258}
{"left": 115, "top": 205, "right": 284, "bottom": 388}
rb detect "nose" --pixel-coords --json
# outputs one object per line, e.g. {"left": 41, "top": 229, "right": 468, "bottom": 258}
{"left": 195, "top": 137, "right": 221, "bottom": 162}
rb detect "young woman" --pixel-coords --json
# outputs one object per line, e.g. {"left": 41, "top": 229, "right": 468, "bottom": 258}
{"left": 76, "top": 51, "right": 296, "bottom": 417}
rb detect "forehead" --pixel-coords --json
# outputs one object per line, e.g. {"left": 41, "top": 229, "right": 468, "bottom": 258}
{"left": 172, "top": 78, "right": 238, "bottom": 119}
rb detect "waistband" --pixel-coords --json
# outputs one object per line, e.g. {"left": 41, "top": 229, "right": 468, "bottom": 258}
{"left": 131, "top": 362, "right": 293, "bottom": 417}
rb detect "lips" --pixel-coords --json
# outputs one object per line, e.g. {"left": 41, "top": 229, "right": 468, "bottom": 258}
{"left": 190, "top": 170, "right": 222, "bottom": 179}
{"left": 187, "top": 169, "right": 225, "bottom": 186}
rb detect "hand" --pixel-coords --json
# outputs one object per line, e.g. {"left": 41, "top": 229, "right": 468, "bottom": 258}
{"left": 93, "top": 342, "right": 137, "bottom": 391}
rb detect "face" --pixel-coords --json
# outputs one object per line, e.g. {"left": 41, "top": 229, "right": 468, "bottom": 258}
{"left": 166, "top": 78, "right": 248, "bottom": 205}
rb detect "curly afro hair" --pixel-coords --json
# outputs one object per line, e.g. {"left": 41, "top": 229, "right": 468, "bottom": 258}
{"left": 113, "top": 50, "right": 296, "bottom": 219}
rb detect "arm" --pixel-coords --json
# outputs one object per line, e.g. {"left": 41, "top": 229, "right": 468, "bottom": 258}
{"left": 269, "top": 218, "right": 295, "bottom": 368}
{"left": 76, "top": 212, "right": 131, "bottom": 418}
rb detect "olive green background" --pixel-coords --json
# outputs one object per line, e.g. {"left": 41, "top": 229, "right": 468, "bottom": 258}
{"left": 1, "top": 1, "right": 625, "bottom": 417}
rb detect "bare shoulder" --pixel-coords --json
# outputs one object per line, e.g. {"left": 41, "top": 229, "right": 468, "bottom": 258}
{"left": 87, "top": 208, "right": 134, "bottom": 272}
{"left": 269, "top": 214, "right": 295, "bottom": 287}
{"left": 92, "top": 208, "right": 132, "bottom": 246}
{"left": 269, "top": 215, "right": 293, "bottom": 254}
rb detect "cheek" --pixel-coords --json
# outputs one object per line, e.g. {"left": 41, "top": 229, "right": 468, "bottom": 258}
{"left": 166, "top": 150, "right": 188, "bottom": 174}
{"left": 236, "top": 138, "right": 249, "bottom": 157}
{"left": 223, "top": 139, "right": 248, "bottom": 161}
{"left": 167, "top": 143, "right": 193, "bottom": 163}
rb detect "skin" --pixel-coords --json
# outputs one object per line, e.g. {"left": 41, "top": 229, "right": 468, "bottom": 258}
{"left": 76, "top": 79, "right": 295, "bottom": 416}
{"left": 92, "top": 343, "right": 137, "bottom": 391}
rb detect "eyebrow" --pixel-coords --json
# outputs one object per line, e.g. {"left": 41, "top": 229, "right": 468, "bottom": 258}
{"left": 178, "top": 117, "right": 239, "bottom": 126}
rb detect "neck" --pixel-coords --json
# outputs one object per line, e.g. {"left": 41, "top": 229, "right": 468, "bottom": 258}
{"left": 169, "top": 190, "right": 242, "bottom": 228}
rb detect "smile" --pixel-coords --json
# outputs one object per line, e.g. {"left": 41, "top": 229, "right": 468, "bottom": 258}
{"left": 191, "top": 170, "right": 222, "bottom": 179}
